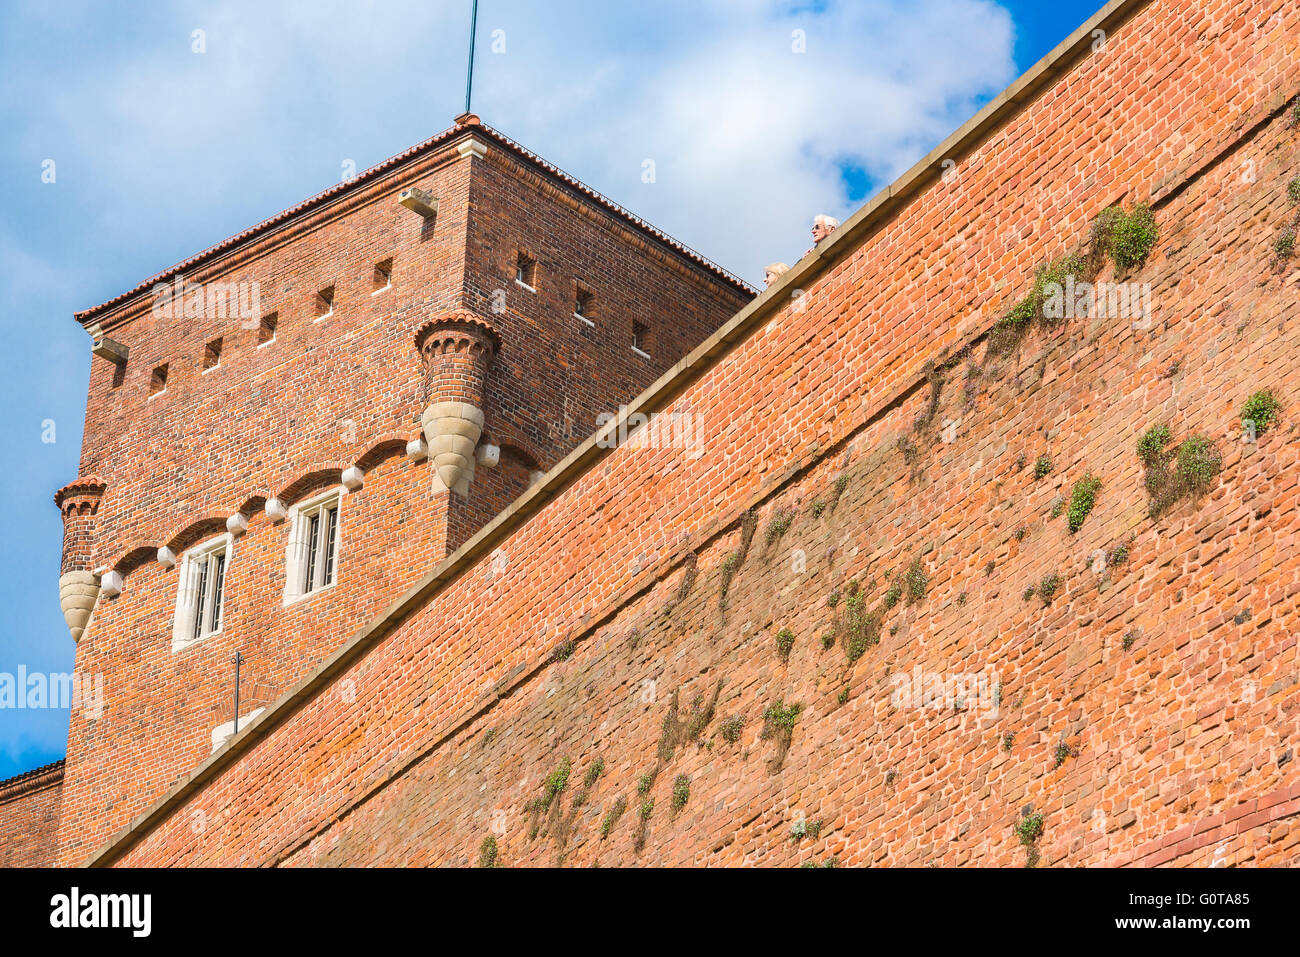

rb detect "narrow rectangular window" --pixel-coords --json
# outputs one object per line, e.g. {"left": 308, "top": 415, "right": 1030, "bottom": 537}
{"left": 209, "top": 552, "right": 225, "bottom": 633}
{"left": 173, "top": 534, "right": 232, "bottom": 650}
{"left": 203, "top": 337, "right": 222, "bottom": 371}
{"left": 322, "top": 504, "right": 338, "bottom": 587}
{"left": 193, "top": 559, "right": 209, "bottom": 642}
{"left": 575, "top": 287, "right": 594, "bottom": 320}
{"left": 150, "top": 363, "right": 168, "bottom": 396}
{"left": 304, "top": 511, "right": 321, "bottom": 592}
{"left": 632, "top": 321, "right": 651, "bottom": 357}
{"left": 315, "top": 285, "right": 335, "bottom": 320}
{"left": 373, "top": 258, "right": 393, "bottom": 292}
{"left": 515, "top": 251, "right": 536, "bottom": 289}
{"left": 258, "top": 312, "right": 278, "bottom": 345}
{"left": 285, "top": 491, "right": 342, "bottom": 605}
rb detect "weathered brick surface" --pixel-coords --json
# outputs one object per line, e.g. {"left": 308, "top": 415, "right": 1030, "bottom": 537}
{"left": 80, "top": 0, "right": 1300, "bottom": 866}
{"left": 50, "top": 123, "right": 750, "bottom": 864}
{"left": 0, "top": 762, "right": 63, "bottom": 867}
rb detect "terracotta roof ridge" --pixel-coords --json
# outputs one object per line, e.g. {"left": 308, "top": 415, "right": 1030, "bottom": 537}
{"left": 0, "top": 759, "right": 66, "bottom": 794}
{"left": 74, "top": 120, "right": 755, "bottom": 323}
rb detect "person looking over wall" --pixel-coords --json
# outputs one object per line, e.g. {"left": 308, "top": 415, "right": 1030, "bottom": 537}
{"left": 804, "top": 214, "right": 840, "bottom": 256}
{"left": 764, "top": 263, "right": 790, "bottom": 287}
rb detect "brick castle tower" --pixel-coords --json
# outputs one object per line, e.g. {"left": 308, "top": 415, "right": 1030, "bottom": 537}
{"left": 35, "top": 114, "right": 751, "bottom": 863}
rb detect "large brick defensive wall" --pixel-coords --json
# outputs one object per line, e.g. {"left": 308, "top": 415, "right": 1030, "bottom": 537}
{"left": 71, "top": 0, "right": 1300, "bottom": 866}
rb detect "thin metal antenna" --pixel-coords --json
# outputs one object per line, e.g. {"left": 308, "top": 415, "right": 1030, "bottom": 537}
{"left": 232, "top": 651, "right": 244, "bottom": 735}
{"left": 464, "top": 0, "right": 479, "bottom": 115}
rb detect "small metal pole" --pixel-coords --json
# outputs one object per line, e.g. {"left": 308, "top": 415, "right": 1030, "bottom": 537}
{"left": 464, "top": 0, "right": 479, "bottom": 115}
{"left": 232, "top": 651, "right": 244, "bottom": 734}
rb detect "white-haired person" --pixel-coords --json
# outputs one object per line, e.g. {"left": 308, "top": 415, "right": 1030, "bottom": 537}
{"left": 804, "top": 214, "right": 840, "bottom": 256}
{"left": 764, "top": 262, "right": 790, "bottom": 288}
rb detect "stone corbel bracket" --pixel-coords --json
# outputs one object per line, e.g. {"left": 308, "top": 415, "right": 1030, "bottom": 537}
{"left": 54, "top": 475, "right": 108, "bottom": 642}
{"left": 414, "top": 312, "right": 501, "bottom": 498}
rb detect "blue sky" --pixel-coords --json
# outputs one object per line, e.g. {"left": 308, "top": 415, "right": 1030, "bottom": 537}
{"left": 0, "top": 0, "right": 1106, "bottom": 779}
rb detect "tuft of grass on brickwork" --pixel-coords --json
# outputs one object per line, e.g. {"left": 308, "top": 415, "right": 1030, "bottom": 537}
{"left": 904, "top": 558, "right": 928, "bottom": 603}
{"left": 1122, "top": 628, "right": 1140, "bottom": 651}
{"left": 761, "top": 699, "right": 803, "bottom": 772}
{"left": 1092, "top": 204, "right": 1159, "bottom": 272}
{"left": 1241, "top": 389, "right": 1283, "bottom": 437}
{"left": 830, "top": 473, "right": 850, "bottom": 509}
{"left": 1034, "top": 454, "right": 1053, "bottom": 479}
{"left": 1034, "top": 254, "right": 1088, "bottom": 322}
{"left": 1275, "top": 227, "right": 1296, "bottom": 261}
{"left": 478, "top": 836, "right": 499, "bottom": 868}
{"left": 775, "top": 627, "right": 796, "bottom": 662}
{"left": 544, "top": 758, "right": 572, "bottom": 804}
{"left": 1175, "top": 436, "right": 1222, "bottom": 495}
{"left": 1016, "top": 812, "right": 1044, "bottom": 846}
{"left": 637, "top": 771, "right": 655, "bottom": 796}
{"left": 1066, "top": 473, "right": 1102, "bottom": 533}
{"left": 1289, "top": 176, "right": 1300, "bottom": 205}
{"left": 600, "top": 796, "right": 627, "bottom": 839}
{"left": 719, "top": 551, "right": 742, "bottom": 611}
{"left": 718, "top": 715, "right": 744, "bottom": 744}
{"left": 1003, "top": 733, "right": 1015, "bottom": 753}
{"left": 633, "top": 799, "right": 655, "bottom": 852}
{"left": 1038, "top": 572, "right": 1063, "bottom": 604}
{"left": 1016, "top": 810, "right": 1045, "bottom": 867}
{"left": 837, "top": 685, "right": 850, "bottom": 706}
{"left": 583, "top": 758, "right": 605, "bottom": 790}
{"left": 790, "top": 817, "right": 823, "bottom": 842}
{"left": 989, "top": 254, "right": 1088, "bottom": 354}
{"left": 1052, "top": 743, "right": 1075, "bottom": 768}
{"left": 671, "top": 774, "right": 690, "bottom": 814}
{"left": 765, "top": 507, "right": 794, "bottom": 546}
{"left": 840, "top": 591, "right": 881, "bottom": 662}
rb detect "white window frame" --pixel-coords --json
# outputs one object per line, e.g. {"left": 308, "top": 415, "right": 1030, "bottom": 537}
{"left": 514, "top": 252, "right": 537, "bottom": 291}
{"left": 284, "top": 487, "right": 343, "bottom": 606}
{"left": 172, "top": 532, "right": 232, "bottom": 652}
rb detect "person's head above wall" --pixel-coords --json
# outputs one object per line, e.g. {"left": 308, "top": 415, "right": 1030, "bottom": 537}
{"left": 764, "top": 263, "right": 790, "bottom": 287}
{"left": 811, "top": 214, "right": 840, "bottom": 244}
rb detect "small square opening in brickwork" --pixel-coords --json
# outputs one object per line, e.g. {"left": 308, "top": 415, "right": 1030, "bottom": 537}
{"left": 258, "top": 311, "right": 278, "bottom": 345}
{"left": 203, "top": 337, "right": 222, "bottom": 371}
{"left": 632, "top": 320, "right": 652, "bottom": 356}
{"left": 315, "top": 285, "right": 335, "bottom": 319}
{"left": 575, "top": 285, "right": 594, "bottom": 320}
{"left": 515, "top": 251, "right": 536, "bottom": 289}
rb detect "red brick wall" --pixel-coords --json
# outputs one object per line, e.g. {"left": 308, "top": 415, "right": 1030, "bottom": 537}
{"left": 95, "top": 0, "right": 1300, "bottom": 866}
{"left": 54, "top": 125, "right": 750, "bottom": 863}
{"left": 0, "top": 763, "right": 63, "bottom": 867}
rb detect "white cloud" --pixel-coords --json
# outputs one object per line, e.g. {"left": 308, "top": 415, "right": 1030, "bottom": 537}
{"left": 5, "top": 0, "right": 1014, "bottom": 291}
{"left": 474, "top": 0, "right": 1016, "bottom": 280}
